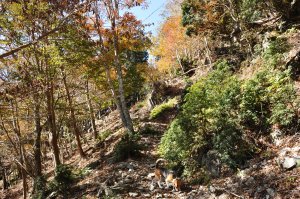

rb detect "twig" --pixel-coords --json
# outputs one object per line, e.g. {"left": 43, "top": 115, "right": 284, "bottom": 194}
{"left": 215, "top": 186, "right": 244, "bottom": 198}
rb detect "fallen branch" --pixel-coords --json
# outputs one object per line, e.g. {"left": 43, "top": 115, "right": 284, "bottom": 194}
{"left": 215, "top": 186, "right": 244, "bottom": 199}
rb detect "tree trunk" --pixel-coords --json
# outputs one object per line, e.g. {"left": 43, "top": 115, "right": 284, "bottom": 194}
{"left": 0, "top": 158, "right": 8, "bottom": 190}
{"left": 46, "top": 76, "right": 61, "bottom": 167}
{"left": 2, "top": 167, "right": 8, "bottom": 190}
{"left": 85, "top": 79, "right": 98, "bottom": 140}
{"left": 10, "top": 100, "right": 28, "bottom": 199}
{"left": 93, "top": 4, "right": 128, "bottom": 131}
{"left": 104, "top": 66, "right": 127, "bottom": 127}
{"left": 110, "top": 0, "right": 134, "bottom": 133}
{"left": 32, "top": 94, "right": 45, "bottom": 195}
{"left": 61, "top": 67, "right": 85, "bottom": 158}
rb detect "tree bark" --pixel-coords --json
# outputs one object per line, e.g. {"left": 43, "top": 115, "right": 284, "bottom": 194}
{"left": 10, "top": 100, "right": 28, "bottom": 199}
{"left": 110, "top": 0, "right": 134, "bottom": 133}
{"left": 85, "top": 79, "right": 98, "bottom": 140}
{"left": 45, "top": 72, "right": 61, "bottom": 167}
{"left": 93, "top": 3, "right": 128, "bottom": 130}
{"left": 61, "top": 67, "right": 85, "bottom": 158}
{"left": 0, "top": 158, "right": 8, "bottom": 190}
{"left": 32, "top": 93, "right": 45, "bottom": 195}
{"left": 2, "top": 167, "right": 8, "bottom": 190}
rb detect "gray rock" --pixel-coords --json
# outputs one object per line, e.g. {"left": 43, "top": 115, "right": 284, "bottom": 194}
{"left": 202, "top": 150, "right": 222, "bottom": 178}
{"left": 129, "top": 192, "right": 139, "bottom": 197}
{"left": 245, "top": 176, "right": 255, "bottom": 186}
{"left": 266, "top": 188, "right": 275, "bottom": 197}
{"left": 282, "top": 157, "right": 297, "bottom": 170}
{"left": 143, "top": 193, "right": 151, "bottom": 198}
{"left": 105, "top": 187, "right": 113, "bottom": 196}
{"left": 256, "top": 186, "right": 264, "bottom": 193}
{"left": 270, "top": 128, "right": 282, "bottom": 146}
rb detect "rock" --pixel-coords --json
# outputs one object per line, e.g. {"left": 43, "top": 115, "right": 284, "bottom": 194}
{"left": 208, "top": 194, "right": 216, "bottom": 199}
{"left": 46, "top": 192, "right": 58, "bottom": 199}
{"left": 282, "top": 157, "right": 297, "bottom": 170}
{"left": 105, "top": 187, "right": 113, "bottom": 196}
{"left": 129, "top": 192, "right": 139, "bottom": 197}
{"left": 150, "top": 183, "right": 155, "bottom": 191}
{"left": 270, "top": 128, "right": 282, "bottom": 146}
{"left": 156, "top": 193, "right": 163, "bottom": 198}
{"left": 143, "top": 193, "right": 151, "bottom": 198}
{"left": 238, "top": 169, "right": 252, "bottom": 183}
{"left": 124, "top": 177, "right": 133, "bottom": 183}
{"left": 202, "top": 150, "right": 222, "bottom": 178}
{"left": 209, "top": 185, "right": 216, "bottom": 193}
{"left": 127, "top": 163, "right": 134, "bottom": 170}
{"left": 218, "top": 193, "right": 230, "bottom": 199}
{"left": 245, "top": 176, "right": 255, "bottom": 186}
{"left": 266, "top": 188, "right": 275, "bottom": 197}
{"left": 121, "top": 172, "right": 127, "bottom": 178}
{"left": 279, "top": 147, "right": 300, "bottom": 157}
{"left": 256, "top": 186, "right": 264, "bottom": 193}
{"left": 147, "top": 173, "right": 155, "bottom": 180}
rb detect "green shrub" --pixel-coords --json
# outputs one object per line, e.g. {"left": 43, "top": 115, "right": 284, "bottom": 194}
{"left": 32, "top": 176, "right": 46, "bottom": 199}
{"left": 263, "top": 37, "right": 290, "bottom": 68}
{"left": 159, "top": 59, "right": 298, "bottom": 177}
{"left": 160, "top": 61, "right": 249, "bottom": 172}
{"left": 112, "top": 133, "right": 143, "bottom": 162}
{"left": 150, "top": 98, "right": 178, "bottom": 119}
{"left": 241, "top": 68, "right": 296, "bottom": 130}
{"left": 49, "top": 164, "right": 75, "bottom": 193}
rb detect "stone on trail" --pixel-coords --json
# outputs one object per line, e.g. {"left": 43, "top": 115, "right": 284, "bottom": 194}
{"left": 129, "top": 192, "right": 139, "bottom": 197}
{"left": 282, "top": 157, "right": 297, "bottom": 170}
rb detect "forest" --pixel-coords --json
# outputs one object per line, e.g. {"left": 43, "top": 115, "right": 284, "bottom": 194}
{"left": 0, "top": 0, "right": 300, "bottom": 198}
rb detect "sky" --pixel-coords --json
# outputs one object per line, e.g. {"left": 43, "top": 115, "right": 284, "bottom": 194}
{"left": 128, "top": 0, "right": 167, "bottom": 36}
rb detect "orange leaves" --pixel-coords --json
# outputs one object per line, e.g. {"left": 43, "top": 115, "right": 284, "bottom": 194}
{"left": 118, "top": 12, "right": 147, "bottom": 51}
{"left": 152, "top": 16, "right": 187, "bottom": 73}
{"left": 124, "top": 0, "right": 145, "bottom": 7}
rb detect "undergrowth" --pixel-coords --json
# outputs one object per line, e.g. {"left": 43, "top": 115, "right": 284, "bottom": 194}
{"left": 150, "top": 97, "right": 178, "bottom": 119}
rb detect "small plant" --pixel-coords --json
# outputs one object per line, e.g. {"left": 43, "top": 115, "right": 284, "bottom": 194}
{"left": 135, "top": 100, "right": 147, "bottom": 109}
{"left": 263, "top": 37, "right": 290, "bottom": 68}
{"left": 32, "top": 176, "right": 46, "bottom": 199}
{"left": 97, "top": 130, "right": 112, "bottom": 143}
{"left": 150, "top": 97, "right": 178, "bottom": 119}
{"left": 112, "top": 133, "right": 143, "bottom": 162}
{"left": 48, "top": 164, "right": 75, "bottom": 193}
{"left": 74, "top": 167, "right": 92, "bottom": 179}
